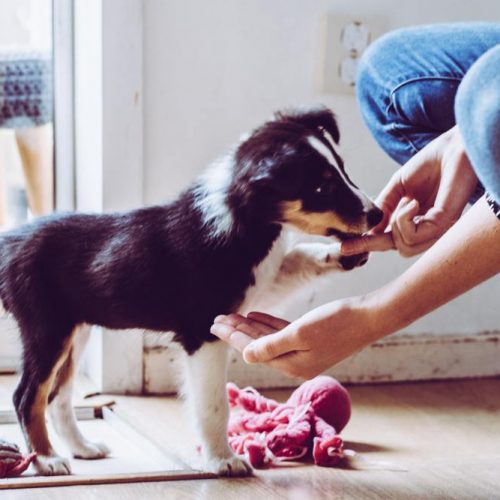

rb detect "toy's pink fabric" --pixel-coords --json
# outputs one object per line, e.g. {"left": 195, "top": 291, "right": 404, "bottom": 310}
{"left": 227, "top": 376, "right": 351, "bottom": 468}
{"left": 0, "top": 439, "right": 36, "bottom": 478}
{"left": 288, "top": 376, "right": 351, "bottom": 433}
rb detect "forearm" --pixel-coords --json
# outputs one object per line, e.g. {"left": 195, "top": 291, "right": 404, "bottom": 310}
{"left": 367, "top": 196, "right": 500, "bottom": 338}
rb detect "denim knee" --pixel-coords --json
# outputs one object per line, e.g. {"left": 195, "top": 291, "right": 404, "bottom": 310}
{"left": 357, "top": 23, "right": 500, "bottom": 168}
{"left": 356, "top": 27, "right": 456, "bottom": 165}
{"left": 455, "top": 45, "right": 500, "bottom": 203}
{"left": 356, "top": 29, "right": 409, "bottom": 164}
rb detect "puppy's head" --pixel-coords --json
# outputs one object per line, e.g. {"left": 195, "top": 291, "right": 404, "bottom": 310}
{"left": 232, "top": 106, "right": 383, "bottom": 242}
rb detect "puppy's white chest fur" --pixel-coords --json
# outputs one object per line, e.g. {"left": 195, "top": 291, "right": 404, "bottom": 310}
{"left": 238, "top": 232, "right": 346, "bottom": 317}
{"left": 237, "top": 232, "right": 289, "bottom": 314}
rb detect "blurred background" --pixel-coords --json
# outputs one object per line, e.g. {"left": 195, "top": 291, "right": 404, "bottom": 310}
{"left": 0, "top": 0, "right": 53, "bottom": 228}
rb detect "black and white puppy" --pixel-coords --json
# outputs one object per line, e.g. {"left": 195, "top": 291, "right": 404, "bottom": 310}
{"left": 0, "top": 106, "right": 382, "bottom": 476}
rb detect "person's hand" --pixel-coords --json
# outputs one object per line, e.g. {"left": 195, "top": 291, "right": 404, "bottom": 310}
{"left": 210, "top": 297, "right": 388, "bottom": 379}
{"left": 342, "top": 126, "right": 478, "bottom": 257}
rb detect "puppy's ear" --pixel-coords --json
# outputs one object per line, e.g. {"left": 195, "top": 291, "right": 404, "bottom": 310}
{"left": 274, "top": 105, "right": 340, "bottom": 144}
{"left": 235, "top": 146, "right": 303, "bottom": 198}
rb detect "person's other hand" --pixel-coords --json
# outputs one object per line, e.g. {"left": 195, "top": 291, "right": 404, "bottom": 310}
{"left": 342, "top": 126, "right": 478, "bottom": 257}
{"left": 210, "top": 298, "right": 385, "bottom": 379}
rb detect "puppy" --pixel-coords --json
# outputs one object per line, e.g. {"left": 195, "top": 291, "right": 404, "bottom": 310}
{"left": 0, "top": 106, "right": 382, "bottom": 476}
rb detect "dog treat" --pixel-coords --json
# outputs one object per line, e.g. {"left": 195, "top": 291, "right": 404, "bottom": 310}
{"left": 0, "top": 438, "right": 36, "bottom": 478}
{"left": 226, "top": 376, "right": 351, "bottom": 468}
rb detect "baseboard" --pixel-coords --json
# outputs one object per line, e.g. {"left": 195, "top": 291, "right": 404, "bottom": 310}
{"left": 143, "top": 331, "right": 500, "bottom": 393}
{"left": 3, "top": 321, "right": 499, "bottom": 393}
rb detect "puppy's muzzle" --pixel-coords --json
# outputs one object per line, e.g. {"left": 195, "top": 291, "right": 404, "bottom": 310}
{"left": 338, "top": 253, "right": 369, "bottom": 270}
{"left": 337, "top": 206, "right": 380, "bottom": 269}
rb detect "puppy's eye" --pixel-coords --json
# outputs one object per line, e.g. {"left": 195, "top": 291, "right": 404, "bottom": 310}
{"left": 314, "top": 181, "right": 335, "bottom": 195}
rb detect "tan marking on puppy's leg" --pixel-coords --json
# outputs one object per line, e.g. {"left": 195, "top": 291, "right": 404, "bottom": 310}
{"left": 25, "top": 334, "right": 75, "bottom": 457}
{"left": 27, "top": 382, "right": 56, "bottom": 456}
{"left": 48, "top": 352, "right": 74, "bottom": 404}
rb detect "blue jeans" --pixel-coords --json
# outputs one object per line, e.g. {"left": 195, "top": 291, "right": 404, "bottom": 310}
{"left": 356, "top": 22, "right": 500, "bottom": 207}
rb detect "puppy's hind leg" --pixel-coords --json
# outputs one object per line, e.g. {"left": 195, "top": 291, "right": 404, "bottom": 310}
{"left": 13, "top": 324, "right": 75, "bottom": 476}
{"left": 182, "top": 341, "right": 252, "bottom": 476}
{"left": 48, "top": 325, "right": 110, "bottom": 460}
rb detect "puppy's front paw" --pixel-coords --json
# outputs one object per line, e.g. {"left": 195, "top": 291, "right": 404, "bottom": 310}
{"left": 34, "top": 454, "right": 72, "bottom": 476}
{"left": 73, "top": 440, "right": 111, "bottom": 460}
{"left": 320, "top": 244, "right": 342, "bottom": 267}
{"left": 338, "top": 252, "right": 369, "bottom": 270}
{"left": 205, "top": 455, "right": 252, "bottom": 477}
{"left": 320, "top": 245, "right": 369, "bottom": 271}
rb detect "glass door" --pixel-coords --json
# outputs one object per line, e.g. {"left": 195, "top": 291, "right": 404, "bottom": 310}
{"left": 0, "top": 0, "right": 71, "bottom": 372}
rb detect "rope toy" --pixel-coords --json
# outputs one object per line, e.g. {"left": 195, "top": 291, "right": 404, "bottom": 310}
{"left": 0, "top": 439, "right": 36, "bottom": 478}
{"left": 227, "top": 375, "right": 351, "bottom": 468}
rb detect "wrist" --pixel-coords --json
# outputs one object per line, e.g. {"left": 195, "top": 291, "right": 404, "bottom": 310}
{"left": 443, "top": 126, "right": 478, "bottom": 193}
{"left": 358, "top": 288, "right": 406, "bottom": 341}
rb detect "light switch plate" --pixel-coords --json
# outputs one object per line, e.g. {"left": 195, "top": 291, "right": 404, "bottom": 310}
{"left": 322, "top": 12, "right": 390, "bottom": 95}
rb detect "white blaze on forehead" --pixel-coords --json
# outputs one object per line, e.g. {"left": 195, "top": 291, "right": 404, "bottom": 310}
{"left": 307, "top": 135, "right": 375, "bottom": 212}
{"left": 194, "top": 154, "right": 234, "bottom": 237}
{"left": 307, "top": 136, "right": 344, "bottom": 178}
{"left": 320, "top": 128, "right": 338, "bottom": 152}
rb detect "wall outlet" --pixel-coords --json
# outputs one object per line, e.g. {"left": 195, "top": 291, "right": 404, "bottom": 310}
{"left": 322, "top": 12, "right": 389, "bottom": 95}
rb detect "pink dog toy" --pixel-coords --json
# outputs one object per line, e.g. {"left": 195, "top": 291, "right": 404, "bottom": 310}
{"left": 0, "top": 439, "right": 36, "bottom": 478}
{"left": 227, "top": 375, "right": 351, "bottom": 468}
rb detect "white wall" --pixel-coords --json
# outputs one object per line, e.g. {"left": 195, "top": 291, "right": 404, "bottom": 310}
{"left": 143, "top": 0, "right": 500, "bottom": 336}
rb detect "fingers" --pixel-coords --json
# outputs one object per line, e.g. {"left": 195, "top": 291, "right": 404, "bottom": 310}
{"left": 372, "top": 171, "right": 405, "bottom": 233}
{"left": 342, "top": 198, "right": 444, "bottom": 257}
{"left": 246, "top": 311, "right": 290, "bottom": 330}
{"left": 210, "top": 321, "right": 255, "bottom": 352}
{"left": 243, "top": 326, "right": 302, "bottom": 364}
{"left": 343, "top": 198, "right": 446, "bottom": 257}
{"left": 211, "top": 312, "right": 286, "bottom": 354}
{"left": 214, "top": 313, "right": 275, "bottom": 337}
{"left": 391, "top": 219, "right": 436, "bottom": 257}
{"left": 394, "top": 197, "right": 420, "bottom": 240}
{"left": 391, "top": 198, "right": 442, "bottom": 256}
{"left": 211, "top": 312, "right": 304, "bottom": 373}
{"left": 340, "top": 232, "right": 395, "bottom": 255}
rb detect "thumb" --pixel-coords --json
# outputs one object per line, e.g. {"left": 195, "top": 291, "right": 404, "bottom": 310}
{"left": 243, "top": 328, "right": 297, "bottom": 363}
{"left": 397, "top": 198, "right": 446, "bottom": 244}
{"left": 372, "top": 172, "right": 405, "bottom": 234}
{"left": 394, "top": 198, "right": 423, "bottom": 239}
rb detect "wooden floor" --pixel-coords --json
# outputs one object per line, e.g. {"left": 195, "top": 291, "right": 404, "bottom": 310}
{"left": 1, "top": 377, "right": 500, "bottom": 499}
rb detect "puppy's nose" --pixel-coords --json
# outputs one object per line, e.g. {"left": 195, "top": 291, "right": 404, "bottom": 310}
{"left": 367, "top": 207, "right": 383, "bottom": 228}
